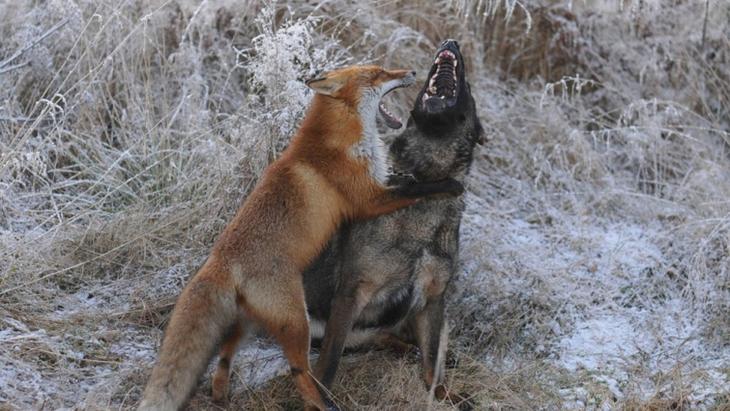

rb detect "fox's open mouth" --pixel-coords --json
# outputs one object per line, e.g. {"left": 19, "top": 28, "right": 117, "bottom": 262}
{"left": 420, "top": 44, "right": 461, "bottom": 113}
{"left": 379, "top": 81, "right": 412, "bottom": 129}
{"left": 379, "top": 99, "right": 402, "bottom": 129}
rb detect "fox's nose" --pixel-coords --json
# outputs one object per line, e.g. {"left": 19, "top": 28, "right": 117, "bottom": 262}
{"left": 410, "top": 70, "right": 416, "bottom": 76}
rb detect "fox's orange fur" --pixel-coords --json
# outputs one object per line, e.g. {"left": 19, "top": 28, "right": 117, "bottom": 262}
{"left": 138, "top": 65, "right": 460, "bottom": 411}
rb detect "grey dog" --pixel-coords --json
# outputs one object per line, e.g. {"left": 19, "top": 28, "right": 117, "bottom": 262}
{"left": 303, "top": 39, "right": 483, "bottom": 407}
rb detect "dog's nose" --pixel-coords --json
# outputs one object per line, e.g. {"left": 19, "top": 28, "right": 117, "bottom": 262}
{"left": 441, "top": 39, "right": 460, "bottom": 50}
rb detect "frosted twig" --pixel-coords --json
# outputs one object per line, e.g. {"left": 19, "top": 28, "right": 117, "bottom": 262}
{"left": 0, "top": 61, "right": 30, "bottom": 75}
{"left": 181, "top": 0, "right": 208, "bottom": 44}
{"left": 0, "top": 17, "right": 70, "bottom": 69}
{"left": 0, "top": 116, "right": 34, "bottom": 123}
{"left": 701, "top": 0, "right": 710, "bottom": 49}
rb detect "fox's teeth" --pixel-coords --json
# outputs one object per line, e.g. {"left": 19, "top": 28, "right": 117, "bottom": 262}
{"left": 379, "top": 102, "right": 402, "bottom": 128}
{"left": 379, "top": 103, "right": 392, "bottom": 115}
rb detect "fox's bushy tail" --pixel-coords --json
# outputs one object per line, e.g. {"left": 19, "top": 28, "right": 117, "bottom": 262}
{"left": 139, "top": 270, "right": 238, "bottom": 411}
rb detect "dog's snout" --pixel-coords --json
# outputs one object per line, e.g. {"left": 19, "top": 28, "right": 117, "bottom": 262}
{"left": 441, "top": 39, "right": 460, "bottom": 50}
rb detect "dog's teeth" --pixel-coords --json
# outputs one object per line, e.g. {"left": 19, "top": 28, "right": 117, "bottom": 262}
{"left": 428, "top": 76, "right": 437, "bottom": 94}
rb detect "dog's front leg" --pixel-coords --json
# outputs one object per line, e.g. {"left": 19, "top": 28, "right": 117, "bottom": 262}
{"left": 411, "top": 293, "right": 448, "bottom": 393}
{"left": 411, "top": 295, "right": 473, "bottom": 410}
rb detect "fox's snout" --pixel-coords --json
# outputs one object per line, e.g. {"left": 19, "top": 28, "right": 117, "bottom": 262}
{"left": 402, "top": 70, "right": 417, "bottom": 87}
{"left": 389, "top": 69, "right": 417, "bottom": 87}
{"left": 378, "top": 69, "right": 416, "bottom": 96}
{"left": 306, "top": 66, "right": 416, "bottom": 98}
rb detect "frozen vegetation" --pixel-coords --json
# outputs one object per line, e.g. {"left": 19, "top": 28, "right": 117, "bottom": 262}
{"left": 1, "top": 0, "right": 728, "bottom": 409}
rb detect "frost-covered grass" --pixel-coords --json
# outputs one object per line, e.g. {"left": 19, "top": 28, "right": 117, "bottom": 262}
{"left": 1, "top": 0, "right": 729, "bottom": 409}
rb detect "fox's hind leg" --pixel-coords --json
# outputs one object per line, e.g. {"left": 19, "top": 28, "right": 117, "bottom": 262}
{"left": 212, "top": 317, "right": 252, "bottom": 403}
{"left": 241, "top": 275, "right": 333, "bottom": 411}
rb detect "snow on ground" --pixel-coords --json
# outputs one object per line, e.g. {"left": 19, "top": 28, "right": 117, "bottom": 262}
{"left": 461, "top": 191, "right": 729, "bottom": 407}
{"left": 558, "top": 303, "right": 730, "bottom": 407}
{"left": 226, "top": 343, "right": 289, "bottom": 388}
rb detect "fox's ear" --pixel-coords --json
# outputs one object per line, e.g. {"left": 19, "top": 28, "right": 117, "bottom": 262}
{"left": 305, "top": 73, "right": 346, "bottom": 96}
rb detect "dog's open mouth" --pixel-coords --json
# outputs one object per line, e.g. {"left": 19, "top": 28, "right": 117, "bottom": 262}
{"left": 421, "top": 49, "right": 459, "bottom": 112}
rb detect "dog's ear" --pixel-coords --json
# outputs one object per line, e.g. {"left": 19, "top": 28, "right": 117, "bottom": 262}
{"left": 474, "top": 116, "right": 485, "bottom": 145}
{"left": 468, "top": 90, "right": 485, "bottom": 145}
{"left": 306, "top": 72, "right": 346, "bottom": 96}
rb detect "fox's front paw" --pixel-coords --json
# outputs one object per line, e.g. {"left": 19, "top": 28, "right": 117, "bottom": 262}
{"left": 438, "top": 177, "right": 464, "bottom": 197}
{"left": 391, "top": 177, "right": 464, "bottom": 199}
{"left": 386, "top": 172, "right": 417, "bottom": 187}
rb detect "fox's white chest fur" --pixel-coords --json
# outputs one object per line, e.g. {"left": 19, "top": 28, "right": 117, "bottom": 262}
{"left": 351, "top": 88, "right": 389, "bottom": 186}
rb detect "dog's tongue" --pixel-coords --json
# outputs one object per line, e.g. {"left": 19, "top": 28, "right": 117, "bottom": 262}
{"left": 379, "top": 103, "right": 402, "bottom": 129}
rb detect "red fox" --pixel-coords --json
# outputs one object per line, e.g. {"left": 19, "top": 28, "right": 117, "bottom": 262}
{"left": 138, "top": 65, "right": 464, "bottom": 411}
